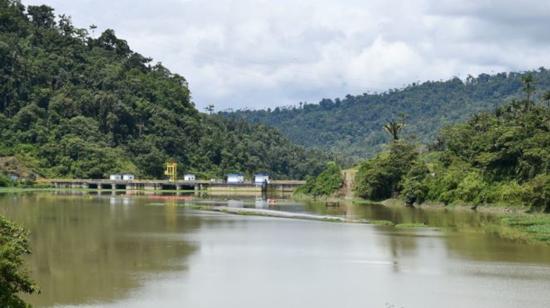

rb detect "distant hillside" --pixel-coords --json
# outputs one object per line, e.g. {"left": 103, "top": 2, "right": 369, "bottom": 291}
{"left": 226, "top": 69, "right": 550, "bottom": 164}
{"left": 0, "top": 0, "right": 326, "bottom": 180}
{"left": 354, "top": 98, "right": 550, "bottom": 211}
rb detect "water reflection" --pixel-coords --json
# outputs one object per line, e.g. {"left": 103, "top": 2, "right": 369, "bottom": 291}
{"left": 1, "top": 192, "right": 550, "bottom": 308}
{"left": 299, "top": 200, "right": 550, "bottom": 264}
{"left": 0, "top": 193, "right": 202, "bottom": 307}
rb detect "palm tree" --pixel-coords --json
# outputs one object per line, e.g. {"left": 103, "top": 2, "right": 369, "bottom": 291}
{"left": 204, "top": 105, "right": 215, "bottom": 114}
{"left": 384, "top": 119, "right": 405, "bottom": 141}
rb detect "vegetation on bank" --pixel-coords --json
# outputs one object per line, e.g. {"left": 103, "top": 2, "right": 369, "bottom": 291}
{"left": 354, "top": 141, "right": 419, "bottom": 203}
{"left": 0, "top": 173, "right": 12, "bottom": 187}
{"left": 0, "top": 172, "right": 40, "bottom": 189}
{"left": 0, "top": 0, "right": 327, "bottom": 181}
{"left": 0, "top": 215, "right": 37, "bottom": 307}
{"left": 354, "top": 78, "right": 550, "bottom": 213}
{"left": 295, "top": 162, "right": 343, "bottom": 198}
{"left": 498, "top": 215, "right": 550, "bottom": 243}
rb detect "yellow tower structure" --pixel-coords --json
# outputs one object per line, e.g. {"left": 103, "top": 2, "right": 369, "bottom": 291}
{"left": 164, "top": 161, "right": 177, "bottom": 182}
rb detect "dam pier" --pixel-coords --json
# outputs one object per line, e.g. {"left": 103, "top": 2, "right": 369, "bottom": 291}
{"left": 47, "top": 179, "right": 305, "bottom": 193}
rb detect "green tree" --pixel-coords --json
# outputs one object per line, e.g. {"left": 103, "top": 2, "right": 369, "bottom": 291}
{"left": 522, "top": 175, "right": 550, "bottom": 212}
{"left": 26, "top": 5, "right": 55, "bottom": 28}
{"left": 401, "top": 161, "right": 430, "bottom": 206}
{"left": 0, "top": 215, "right": 38, "bottom": 307}
{"left": 0, "top": 173, "right": 13, "bottom": 187}
{"left": 354, "top": 142, "right": 417, "bottom": 200}
{"left": 296, "top": 162, "right": 343, "bottom": 197}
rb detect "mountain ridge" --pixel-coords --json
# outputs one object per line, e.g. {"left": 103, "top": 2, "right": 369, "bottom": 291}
{"left": 0, "top": 0, "right": 327, "bottom": 180}
{"left": 225, "top": 69, "right": 550, "bottom": 164}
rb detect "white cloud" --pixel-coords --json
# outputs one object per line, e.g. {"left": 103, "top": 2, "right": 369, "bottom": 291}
{"left": 23, "top": 0, "right": 550, "bottom": 110}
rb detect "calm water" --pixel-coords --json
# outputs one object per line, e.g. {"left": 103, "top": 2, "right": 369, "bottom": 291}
{"left": 1, "top": 192, "right": 550, "bottom": 308}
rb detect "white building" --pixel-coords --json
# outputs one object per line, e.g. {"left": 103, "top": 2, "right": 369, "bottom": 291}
{"left": 254, "top": 173, "right": 270, "bottom": 184}
{"left": 122, "top": 174, "right": 135, "bottom": 181}
{"left": 184, "top": 174, "right": 196, "bottom": 181}
{"left": 226, "top": 173, "right": 245, "bottom": 184}
{"left": 110, "top": 174, "right": 134, "bottom": 181}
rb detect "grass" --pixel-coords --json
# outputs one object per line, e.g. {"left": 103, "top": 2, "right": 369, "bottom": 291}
{"left": 369, "top": 220, "right": 395, "bottom": 226}
{"left": 395, "top": 223, "right": 428, "bottom": 229}
{"left": 526, "top": 224, "right": 550, "bottom": 234}
{"left": 352, "top": 199, "right": 382, "bottom": 206}
{"left": 0, "top": 186, "right": 56, "bottom": 193}
{"left": 497, "top": 214, "right": 550, "bottom": 243}
{"left": 501, "top": 215, "right": 549, "bottom": 227}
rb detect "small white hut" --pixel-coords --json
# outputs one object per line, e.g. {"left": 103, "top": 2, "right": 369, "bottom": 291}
{"left": 110, "top": 174, "right": 134, "bottom": 181}
{"left": 254, "top": 173, "right": 270, "bottom": 184}
{"left": 122, "top": 174, "right": 135, "bottom": 181}
{"left": 226, "top": 173, "right": 245, "bottom": 184}
{"left": 184, "top": 174, "right": 196, "bottom": 181}
{"left": 109, "top": 174, "right": 122, "bottom": 181}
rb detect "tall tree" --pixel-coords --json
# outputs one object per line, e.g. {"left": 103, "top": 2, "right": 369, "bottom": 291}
{"left": 26, "top": 5, "right": 55, "bottom": 28}
{"left": 383, "top": 116, "right": 405, "bottom": 141}
{"left": 522, "top": 73, "right": 535, "bottom": 106}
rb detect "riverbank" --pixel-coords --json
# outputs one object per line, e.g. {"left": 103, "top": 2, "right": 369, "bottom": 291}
{"left": 364, "top": 198, "right": 550, "bottom": 244}
{"left": 0, "top": 187, "right": 55, "bottom": 193}
{"left": 376, "top": 198, "right": 530, "bottom": 215}
{"left": 292, "top": 192, "right": 550, "bottom": 244}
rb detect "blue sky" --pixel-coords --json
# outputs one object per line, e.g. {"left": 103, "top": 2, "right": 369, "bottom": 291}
{"left": 24, "top": 0, "right": 550, "bottom": 111}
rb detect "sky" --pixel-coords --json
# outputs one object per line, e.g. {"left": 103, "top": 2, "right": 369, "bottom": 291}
{"left": 23, "top": 0, "right": 550, "bottom": 111}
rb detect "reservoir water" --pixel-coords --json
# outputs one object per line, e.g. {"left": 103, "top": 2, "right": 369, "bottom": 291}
{"left": 1, "top": 192, "right": 550, "bottom": 308}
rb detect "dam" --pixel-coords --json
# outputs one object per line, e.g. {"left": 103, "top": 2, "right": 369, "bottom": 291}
{"left": 47, "top": 179, "right": 305, "bottom": 193}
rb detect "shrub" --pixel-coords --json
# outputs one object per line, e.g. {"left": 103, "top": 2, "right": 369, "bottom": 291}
{"left": 401, "top": 161, "right": 430, "bottom": 205}
{"left": 0, "top": 216, "right": 38, "bottom": 307}
{"left": 484, "top": 181, "right": 523, "bottom": 205}
{"left": 522, "top": 175, "right": 550, "bottom": 212}
{"left": 354, "top": 155, "right": 395, "bottom": 200}
{"left": 0, "top": 173, "right": 14, "bottom": 187}
{"left": 354, "top": 142, "right": 417, "bottom": 200}
{"left": 296, "top": 162, "right": 343, "bottom": 197}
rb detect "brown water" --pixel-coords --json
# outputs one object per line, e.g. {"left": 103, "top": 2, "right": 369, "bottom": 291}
{"left": 1, "top": 192, "right": 550, "bottom": 308}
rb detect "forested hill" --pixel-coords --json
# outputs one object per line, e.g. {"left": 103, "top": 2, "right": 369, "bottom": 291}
{"left": 0, "top": 0, "right": 326, "bottom": 180}
{"left": 226, "top": 69, "right": 550, "bottom": 164}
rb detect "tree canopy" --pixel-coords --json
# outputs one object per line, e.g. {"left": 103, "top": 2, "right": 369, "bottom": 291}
{"left": 296, "top": 161, "right": 343, "bottom": 197}
{"left": 227, "top": 69, "right": 550, "bottom": 165}
{"left": 0, "top": 0, "right": 327, "bottom": 180}
{"left": 354, "top": 95, "right": 550, "bottom": 211}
